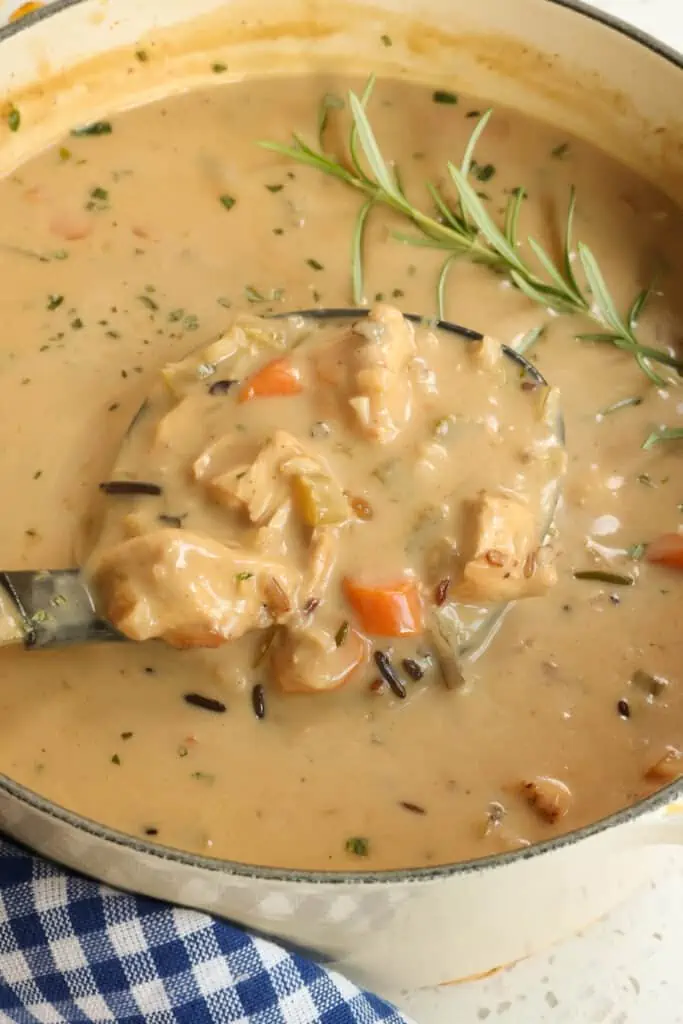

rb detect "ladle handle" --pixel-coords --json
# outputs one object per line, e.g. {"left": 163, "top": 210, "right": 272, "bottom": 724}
{"left": 0, "top": 570, "right": 123, "bottom": 649}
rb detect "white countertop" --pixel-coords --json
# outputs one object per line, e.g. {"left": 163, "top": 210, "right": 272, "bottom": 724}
{"left": 399, "top": 4, "right": 683, "bottom": 1022}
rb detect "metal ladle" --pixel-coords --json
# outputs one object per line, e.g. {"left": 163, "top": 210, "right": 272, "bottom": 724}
{"left": 0, "top": 309, "right": 564, "bottom": 661}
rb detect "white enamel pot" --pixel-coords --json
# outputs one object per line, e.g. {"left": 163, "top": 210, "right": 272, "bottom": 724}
{"left": 1, "top": 0, "right": 682, "bottom": 998}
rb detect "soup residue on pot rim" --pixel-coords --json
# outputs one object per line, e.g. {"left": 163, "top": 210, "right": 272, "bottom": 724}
{"left": 0, "top": 73, "right": 681, "bottom": 871}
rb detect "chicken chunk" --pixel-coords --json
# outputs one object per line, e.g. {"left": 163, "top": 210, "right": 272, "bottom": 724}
{"left": 198, "top": 430, "right": 350, "bottom": 529}
{"left": 468, "top": 334, "right": 503, "bottom": 372}
{"left": 93, "top": 528, "right": 298, "bottom": 648}
{"left": 350, "top": 303, "right": 417, "bottom": 444}
{"left": 452, "top": 491, "right": 556, "bottom": 602}
{"left": 270, "top": 623, "right": 371, "bottom": 693}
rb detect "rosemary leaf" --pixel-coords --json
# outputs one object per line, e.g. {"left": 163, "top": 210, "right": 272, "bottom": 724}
{"left": 642, "top": 426, "right": 683, "bottom": 450}
{"left": 513, "top": 325, "right": 545, "bottom": 356}
{"left": 578, "top": 243, "right": 629, "bottom": 337}
{"left": 351, "top": 198, "right": 374, "bottom": 305}
{"left": 597, "top": 396, "right": 643, "bottom": 418}
{"left": 437, "top": 254, "right": 457, "bottom": 320}
{"left": 527, "top": 236, "right": 578, "bottom": 299}
{"left": 628, "top": 286, "right": 652, "bottom": 329}
{"left": 460, "top": 109, "right": 493, "bottom": 177}
{"left": 349, "top": 88, "right": 399, "bottom": 197}
{"left": 503, "top": 187, "right": 526, "bottom": 247}
{"left": 317, "top": 92, "right": 344, "bottom": 151}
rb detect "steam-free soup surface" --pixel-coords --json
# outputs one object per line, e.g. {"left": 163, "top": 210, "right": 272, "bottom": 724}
{"left": 0, "top": 75, "right": 681, "bottom": 870}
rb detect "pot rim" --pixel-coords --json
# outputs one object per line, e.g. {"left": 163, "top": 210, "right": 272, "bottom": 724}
{"left": 0, "top": 0, "right": 681, "bottom": 887}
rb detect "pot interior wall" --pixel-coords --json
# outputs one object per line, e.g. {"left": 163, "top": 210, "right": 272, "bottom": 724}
{"left": 0, "top": 0, "right": 682, "bottom": 198}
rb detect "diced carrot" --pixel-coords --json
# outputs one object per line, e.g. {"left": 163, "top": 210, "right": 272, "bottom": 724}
{"left": 342, "top": 577, "right": 424, "bottom": 636}
{"left": 238, "top": 357, "right": 303, "bottom": 403}
{"left": 646, "top": 533, "right": 683, "bottom": 570}
{"left": 9, "top": 2, "right": 44, "bottom": 23}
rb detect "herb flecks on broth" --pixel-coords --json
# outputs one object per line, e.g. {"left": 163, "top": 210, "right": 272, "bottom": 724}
{"left": 261, "top": 76, "right": 683, "bottom": 383}
{"left": 0, "top": 73, "right": 682, "bottom": 874}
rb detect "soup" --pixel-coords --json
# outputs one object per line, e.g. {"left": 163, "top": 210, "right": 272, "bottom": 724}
{"left": 0, "top": 74, "right": 681, "bottom": 871}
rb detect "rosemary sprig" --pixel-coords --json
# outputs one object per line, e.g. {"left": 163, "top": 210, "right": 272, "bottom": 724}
{"left": 260, "top": 78, "right": 683, "bottom": 383}
{"left": 642, "top": 426, "right": 683, "bottom": 450}
{"left": 513, "top": 325, "right": 545, "bottom": 356}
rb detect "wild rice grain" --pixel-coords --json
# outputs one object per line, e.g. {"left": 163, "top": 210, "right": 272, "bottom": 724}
{"left": 402, "top": 658, "right": 424, "bottom": 681}
{"left": 184, "top": 692, "right": 227, "bottom": 714}
{"left": 374, "top": 651, "right": 407, "bottom": 699}
{"left": 252, "top": 683, "right": 266, "bottom": 720}
{"left": 399, "top": 801, "right": 427, "bottom": 815}
{"left": 99, "top": 480, "right": 162, "bottom": 496}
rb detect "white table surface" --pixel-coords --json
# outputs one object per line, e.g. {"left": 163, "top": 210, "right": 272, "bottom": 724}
{"left": 398, "top": 1, "right": 683, "bottom": 1019}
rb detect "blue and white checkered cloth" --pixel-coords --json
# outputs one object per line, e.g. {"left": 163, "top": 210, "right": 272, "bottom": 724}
{"left": 0, "top": 835, "right": 414, "bottom": 1024}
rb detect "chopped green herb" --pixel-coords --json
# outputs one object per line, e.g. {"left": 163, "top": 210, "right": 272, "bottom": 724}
{"left": 335, "top": 621, "right": 349, "bottom": 647}
{"left": 135, "top": 49, "right": 149, "bottom": 62}
{"left": 642, "top": 426, "right": 683, "bottom": 450}
{"left": 111, "top": 754, "right": 121, "bottom": 766}
{"left": 345, "top": 836, "right": 370, "bottom": 857}
{"left": 7, "top": 106, "right": 20, "bottom": 132}
{"left": 235, "top": 571, "right": 254, "bottom": 582}
{"left": 573, "top": 570, "right": 634, "bottom": 586}
{"left": 47, "top": 294, "right": 64, "bottom": 311}
{"left": 217, "top": 296, "right": 232, "bottom": 309}
{"left": 219, "top": 194, "right": 236, "bottom": 210}
{"left": 120, "top": 731, "right": 134, "bottom": 740}
{"left": 52, "top": 249, "right": 69, "bottom": 261}
{"left": 70, "top": 317, "right": 83, "bottom": 330}
{"left": 551, "top": 142, "right": 570, "bottom": 158}
{"left": 138, "top": 294, "right": 159, "bottom": 312}
{"left": 432, "top": 90, "right": 458, "bottom": 105}
{"left": 466, "top": 109, "right": 481, "bottom": 118}
{"left": 433, "top": 415, "right": 456, "bottom": 439}
{"left": 273, "top": 227, "right": 284, "bottom": 235}
{"left": 637, "top": 473, "right": 656, "bottom": 488}
{"left": 91, "top": 185, "right": 109, "bottom": 201}
{"left": 72, "top": 121, "right": 113, "bottom": 136}
{"left": 245, "top": 285, "right": 266, "bottom": 303}
{"left": 380, "top": 33, "right": 392, "bottom": 46}
{"left": 212, "top": 62, "right": 228, "bottom": 73}
{"left": 391, "top": 288, "right": 404, "bottom": 298}
{"left": 191, "top": 771, "right": 215, "bottom": 783}
{"left": 183, "top": 314, "right": 199, "bottom": 331}
{"left": 627, "top": 542, "right": 647, "bottom": 561}
{"left": 177, "top": 745, "right": 189, "bottom": 758}
{"left": 307, "top": 258, "right": 324, "bottom": 271}
{"left": 265, "top": 183, "right": 283, "bottom": 193}
{"left": 168, "top": 308, "right": 184, "bottom": 322}
{"left": 473, "top": 161, "right": 496, "bottom": 182}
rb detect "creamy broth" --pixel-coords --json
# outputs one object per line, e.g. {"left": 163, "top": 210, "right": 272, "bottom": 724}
{"left": 0, "top": 75, "right": 681, "bottom": 871}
